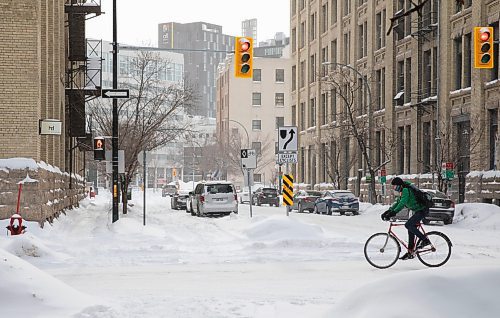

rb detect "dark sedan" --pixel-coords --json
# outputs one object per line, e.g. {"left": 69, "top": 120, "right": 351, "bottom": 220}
{"left": 252, "top": 187, "right": 280, "bottom": 206}
{"left": 171, "top": 189, "right": 190, "bottom": 210}
{"left": 286, "top": 190, "right": 323, "bottom": 213}
{"left": 395, "top": 189, "right": 455, "bottom": 225}
{"left": 314, "top": 190, "right": 360, "bottom": 215}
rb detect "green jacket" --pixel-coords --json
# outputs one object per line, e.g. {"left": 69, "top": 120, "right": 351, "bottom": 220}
{"left": 389, "top": 181, "right": 426, "bottom": 214}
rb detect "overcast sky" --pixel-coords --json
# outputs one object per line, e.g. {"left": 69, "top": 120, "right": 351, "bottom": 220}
{"left": 86, "top": 0, "right": 290, "bottom": 46}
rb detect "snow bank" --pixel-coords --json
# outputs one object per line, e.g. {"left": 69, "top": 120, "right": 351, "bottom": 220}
{"left": 325, "top": 266, "right": 500, "bottom": 318}
{"left": 244, "top": 215, "right": 324, "bottom": 241}
{"left": 453, "top": 203, "right": 500, "bottom": 231}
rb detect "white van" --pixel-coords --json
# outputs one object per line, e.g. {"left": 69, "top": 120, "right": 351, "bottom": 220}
{"left": 191, "top": 181, "right": 238, "bottom": 217}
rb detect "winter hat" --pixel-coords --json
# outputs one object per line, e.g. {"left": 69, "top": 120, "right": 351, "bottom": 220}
{"left": 391, "top": 177, "right": 404, "bottom": 186}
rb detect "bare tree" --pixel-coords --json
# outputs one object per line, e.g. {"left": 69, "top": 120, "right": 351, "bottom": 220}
{"left": 322, "top": 68, "right": 379, "bottom": 202}
{"left": 89, "top": 51, "right": 196, "bottom": 213}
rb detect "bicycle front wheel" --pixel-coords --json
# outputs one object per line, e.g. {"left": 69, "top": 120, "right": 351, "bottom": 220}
{"left": 364, "top": 233, "right": 401, "bottom": 269}
{"left": 416, "top": 231, "right": 452, "bottom": 267}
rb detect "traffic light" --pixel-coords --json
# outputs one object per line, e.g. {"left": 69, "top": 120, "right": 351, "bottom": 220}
{"left": 93, "top": 137, "right": 105, "bottom": 161}
{"left": 234, "top": 36, "right": 253, "bottom": 78}
{"left": 474, "top": 27, "right": 494, "bottom": 69}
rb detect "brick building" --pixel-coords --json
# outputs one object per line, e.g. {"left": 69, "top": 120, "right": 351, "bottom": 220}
{"left": 290, "top": 0, "right": 500, "bottom": 203}
{"left": 0, "top": 0, "right": 101, "bottom": 222}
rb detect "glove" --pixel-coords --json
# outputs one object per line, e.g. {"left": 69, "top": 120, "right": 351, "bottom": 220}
{"left": 381, "top": 210, "right": 392, "bottom": 221}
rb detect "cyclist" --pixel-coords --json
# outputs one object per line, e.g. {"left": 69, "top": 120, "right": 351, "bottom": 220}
{"left": 381, "top": 177, "right": 431, "bottom": 260}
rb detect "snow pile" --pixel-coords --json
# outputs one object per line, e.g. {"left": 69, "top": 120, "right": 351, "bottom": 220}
{"left": 454, "top": 203, "right": 500, "bottom": 231}
{"left": 325, "top": 266, "right": 500, "bottom": 318}
{"left": 244, "top": 215, "right": 324, "bottom": 241}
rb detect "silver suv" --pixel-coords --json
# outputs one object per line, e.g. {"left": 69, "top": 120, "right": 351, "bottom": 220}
{"left": 191, "top": 181, "right": 238, "bottom": 217}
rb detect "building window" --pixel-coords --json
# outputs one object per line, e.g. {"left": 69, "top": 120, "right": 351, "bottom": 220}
{"left": 331, "top": 39, "right": 337, "bottom": 65}
{"left": 300, "top": 147, "right": 305, "bottom": 181}
{"left": 310, "top": 13, "right": 316, "bottom": 41}
{"left": 275, "top": 69, "right": 285, "bottom": 82}
{"left": 331, "top": 0, "right": 337, "bottom": 24}
{"left": 275, "top": 93, "right": 285, "bottom": 106}
{"left": 464, "top": 33, "right": 472, "bottom": 88}
{"left": 321, "top": 93, "right": 327, "bottom": 125}
{"left": 275, "top": 116, "right": 285, "bottom": 129}
{"left": 310, "top": 54, "right": 316, "bottom": 83}
{"left": 253, "top": 174, "right": 262, "bottom": 183}
{"left": 490, "top": 22, "right": 499, "bottom": 81}
{"left": 252, "top": 141, "right": 262, "bottom": 155}
{"left": 330, "top": 88, "right": 337, "bottom": 121}
{"left": 376, "top": 10, "right": 386, "bottom": 49}
{"left": 299, "top": 0, "right": 305, "bottom": 11}
{"left": 292, "top": 105, "right": 297, "bottom": 126}
{"left": 252, "top": 120, "right": 261, "bottom": 130}
{"left": 300, "top": 102, "right": 305, "bottom": 130}
{"left": 343, "top": 0, "right": 351, "bottom": 17}
{"left": 292, "top": 28, "right": 297, "bottom": 52}
{"left": 376, "top": 68, "right": 386, "bottom": 110}
{"left": 292, "top": 65, "right": 296, "bottom": 91}
{"left": 310, "top": 98, "right": 316, "bottom": 127}
{"left": 423, "top": 50, "right": 432, "bottom": 98}
{"left": 358, "top": 21, "right": 367, "bottom": 59}
{"left": 398, "top": 126, "right": 405, "bottom": 173}
{"left": 405, "top": 57, "right": 411, "bottom": 104}
{"left": 423, "top": 121, "right": 431, "bottom": 172}
{"left": 292, "top": 0, "right": 296, "bottom": 15}
{"left": 490, "top": 109, "right": 498, "bottom": 169}
{"left": 343, "top": 33, "right": 350, "bottom": 64}
{"left": 300, "top": 22, "right": 306, "bottom": 48}
{"left": 321, "top": 3, "right": 328, "bottom": 34}
{"left": 252, "top": 92, "right": 261, "bottom": 106}
{"left": 253, "top": 69, "right": 261, "bottom": 82}
{"left": 455, "top": 0, "right": 471, "bottom": 12}
{"left": 300, "top": 60, "right": 305, "bottom": 88}
{"left": 454, "top": 37, "right": 462, "bottom": 90}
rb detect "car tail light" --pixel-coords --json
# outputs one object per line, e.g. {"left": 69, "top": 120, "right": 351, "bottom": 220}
{"left": 200, "top": 195, "right": 205, "bottom": 203}
{"left": 450, "top": 201, "right": 455, "bottom": 208}
{"left": 304, "top": 197, "right": 313, "bottom": 202}
{"left": 234, "top": 194, "right": 238, "bottom": 201}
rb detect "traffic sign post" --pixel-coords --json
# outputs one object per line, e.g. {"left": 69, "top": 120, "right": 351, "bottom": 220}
{"left": 277, "top": 153, "right": 298, "bottom": 164}
{"left": 278, "top": 126, "right": 298, "bottom": 153}
{"left": 282, "top": 174, "right": 294, "bottom": 216}
{"left": 241, "top": 149, "right": 257, "bottom": 169}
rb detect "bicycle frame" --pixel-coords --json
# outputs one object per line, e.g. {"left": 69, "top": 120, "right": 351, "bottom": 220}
{"left": 382, "top": 221, "right": 428, "bottom": 252}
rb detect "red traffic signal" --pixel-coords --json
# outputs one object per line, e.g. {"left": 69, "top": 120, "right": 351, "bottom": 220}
{"left": 234, "top": 37, "right": 253, "bottom": 78}
{"left": 93, "top": 137, "right": 105, "bottom": 161}
{"left": 474, "top": 27, "right": 494, "bottom": 69}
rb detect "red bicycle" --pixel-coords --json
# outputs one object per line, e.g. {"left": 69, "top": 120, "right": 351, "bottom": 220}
{"left": 364, "top": 220, "right": 452, "bottom": 269}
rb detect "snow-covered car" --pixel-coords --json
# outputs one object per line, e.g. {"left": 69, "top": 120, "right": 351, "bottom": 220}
{"left": 162, "top": 184, "right": 176, "bottom": 197}
{"left": 395, "top": 189, "right": 455, "bottom": 225}
{"left": 286, "top": 190, "right": 323, "bottom": 213}
{"left": 313, "top": 190, "right": 359, "bottom": 215}
{"left": 171, "top": 189, "right": 190, "bottom": 210}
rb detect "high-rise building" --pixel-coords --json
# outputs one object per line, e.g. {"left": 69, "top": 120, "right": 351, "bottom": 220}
{"left": 291, "top": 0, "right": 500, "bottom": 203}
{"left": 158, "top": 22, "right": 234, "bottom": 118}
{"left": 242, "top": 18, "right": 258, "bottom": 44}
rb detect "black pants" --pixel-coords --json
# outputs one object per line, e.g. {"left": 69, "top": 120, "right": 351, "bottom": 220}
{"left": 405, "top": 208, "right": 429, "bottom": 249}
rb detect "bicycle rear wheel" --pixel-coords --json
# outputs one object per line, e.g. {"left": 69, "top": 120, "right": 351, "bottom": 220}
{"left": 364, "top": 233, "right": 401, "bottom": 269}
{"left": 416, "top": 231, "right": 452, "bottom": 267}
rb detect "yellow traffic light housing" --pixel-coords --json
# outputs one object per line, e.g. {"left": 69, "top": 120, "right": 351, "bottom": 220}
{"left": 234, "top": 37, "right": 253, "bottom": 78}
{"left": 94, "top": 137, "right": 105, "bottom": 161}
{"left": 474, "top": 27, "right": 494, "bottom": 69}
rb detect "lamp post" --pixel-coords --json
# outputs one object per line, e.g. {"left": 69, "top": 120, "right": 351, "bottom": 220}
{"left": 228, "top": 119, "right": 250, "bottom": 148}
{"left": 322, "top": 61, "right": 374, "bottom": 203}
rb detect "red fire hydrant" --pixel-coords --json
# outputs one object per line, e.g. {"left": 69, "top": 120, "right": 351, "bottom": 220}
{"left": 6, "top": 214, "right": 26, "bottom": 236}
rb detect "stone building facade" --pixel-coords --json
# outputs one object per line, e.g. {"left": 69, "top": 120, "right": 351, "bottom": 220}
{"left": 0, "top": 1, "right": 98, "bottom": 222}
{"left": 290, "top": 0, "right": 500, "bottom": 203}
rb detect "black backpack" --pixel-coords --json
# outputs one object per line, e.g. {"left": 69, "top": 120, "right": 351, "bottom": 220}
{"left": 407, "top": 183, "right": 434, "bottom": 208}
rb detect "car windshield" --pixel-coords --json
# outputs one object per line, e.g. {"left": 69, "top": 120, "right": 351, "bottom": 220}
{"left": 305, "top": 191, "right": 322, "bottom": 196}
{"left": 206, "top": 184, "right": 234, "bottom": 193}
{"left": 262, "top": 188, "right": 277, "bottom": 193}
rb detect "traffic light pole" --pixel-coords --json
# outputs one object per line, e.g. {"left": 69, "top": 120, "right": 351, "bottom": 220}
{"left": 111, "top": 0, "right": 119, "bottom": 223}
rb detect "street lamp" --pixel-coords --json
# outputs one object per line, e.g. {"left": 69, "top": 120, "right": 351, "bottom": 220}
{"left": 322, "top": 61, "right": 374, "bottom": 203}
{"left": 228, "top": 119, "right": 250, "bottom": 148}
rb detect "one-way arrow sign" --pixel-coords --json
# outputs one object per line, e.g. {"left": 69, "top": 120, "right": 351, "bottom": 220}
{"left": 102, "top": 89, "right": 130, "bottom": 99}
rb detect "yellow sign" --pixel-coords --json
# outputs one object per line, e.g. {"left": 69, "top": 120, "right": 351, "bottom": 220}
{"left": 172, "top": 168, "right": 177, "bottom": 177}
{"left": 282, "top": 174, "right": 294, "bottom": 206}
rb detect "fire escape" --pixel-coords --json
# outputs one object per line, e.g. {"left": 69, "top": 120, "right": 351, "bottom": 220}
{"left": 65, "top": 0, "right": 102, "bottom": 184}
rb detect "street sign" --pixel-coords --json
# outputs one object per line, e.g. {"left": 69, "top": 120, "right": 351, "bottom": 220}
{"left": 282, "top": 174, "right": 294, "bottom": 206}
{"left": 241, "top": 149, "right": 257, "bottom": 169}
{"left": 39, "top": 119, "right": 62, "bottom": 135}
{"left": 277, "top": 153, "right": 298, "bottom": 164}
{"left": 102, "top": 89, "right": 130, "bottom": 99}
{"left": 278, "top": 126, "right": 298, "bottom": 153}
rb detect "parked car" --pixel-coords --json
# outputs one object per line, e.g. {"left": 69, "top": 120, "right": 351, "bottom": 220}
{"left": 171, "top": 189, "right": 190, "bottom": 210}
{"left": 314, "top": 190, "right": 360, "bottom": 215}
{"left": 162, "top": 184, "right": 177, "bottom": 197}
{"left": 286, "top": 190, "right": 323, "bottom": 213}
{"left": 252, "top": 187, "right": 280, "bottom": 206}
{"left": 191, "top": 181, "right": 238, "bottom": 217}
{"left": 395, "top": 189, "right": 455, "bottom": 225}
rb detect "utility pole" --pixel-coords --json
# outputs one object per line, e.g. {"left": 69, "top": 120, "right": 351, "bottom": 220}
{"left": 111, "top": 0, "right": 119, "bottom": 222}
